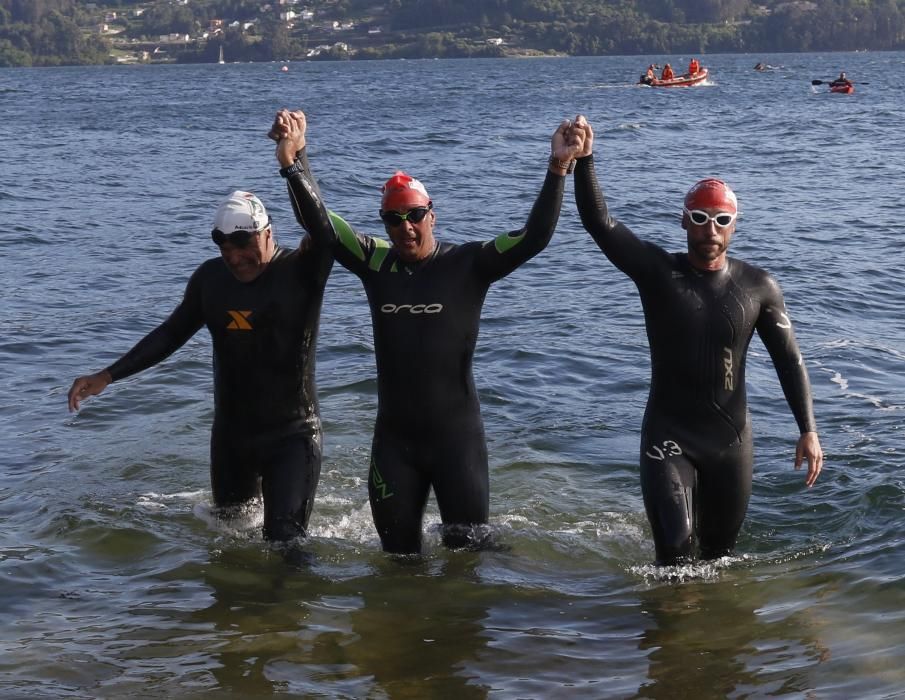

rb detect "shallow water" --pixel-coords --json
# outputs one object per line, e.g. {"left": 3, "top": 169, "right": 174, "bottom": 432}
{"left": 1, "top": 52, "right": 903, "bottom": 698}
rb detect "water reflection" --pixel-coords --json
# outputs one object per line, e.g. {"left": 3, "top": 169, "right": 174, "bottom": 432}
{"left": 342, "top": 553, "right": 492, "bottom": 699}
{"left": 182, "top": 545, "right": 492, "bottom": 697}
{"left": 633, "top": 576, "right": 830, "bottom": 699}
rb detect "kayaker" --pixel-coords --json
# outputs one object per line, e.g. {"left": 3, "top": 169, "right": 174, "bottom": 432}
{"left": 688, "top": 58, "right": 700, "bottom": 76}
{"left": 830, "top": 72, "right": 853, "bottom": 88}
{"left": 661, "top": 63, "right": 674, "bottom": 80}
{"left": 569, "top": 115, "right": 824, "bottom": 566}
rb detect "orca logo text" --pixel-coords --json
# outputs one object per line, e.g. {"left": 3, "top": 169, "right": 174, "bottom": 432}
{"left": 380, "top": 303, "right": 443, "bottom": 314}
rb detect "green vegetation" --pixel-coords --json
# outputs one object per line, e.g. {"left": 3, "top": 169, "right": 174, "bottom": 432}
{"left": 2, "top": 0, "right": 904, "bottom": 67}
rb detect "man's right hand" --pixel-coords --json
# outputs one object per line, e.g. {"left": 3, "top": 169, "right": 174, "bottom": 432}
{"left": 68, "top": 370, "right": 112, "bottom": 412}
{"left": 572, "top": 115, "right": 594, "bottom": 158}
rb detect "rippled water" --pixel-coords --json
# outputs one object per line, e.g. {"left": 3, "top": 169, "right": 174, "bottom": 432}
{"left": 1, "top": 52, "right": 903, "bottom": 698}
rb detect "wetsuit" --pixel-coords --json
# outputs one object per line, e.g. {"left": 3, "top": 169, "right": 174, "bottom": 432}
{"left": 105, "top": 238, "right": 332, "bottom": 541}
{"left": 284, "top": 150, "right": 564, "bottom": 553}
{"left": 574, "top": 155, "right": 817, "bottom": 564}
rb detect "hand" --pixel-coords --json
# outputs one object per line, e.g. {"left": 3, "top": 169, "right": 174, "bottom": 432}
{"left": 551, "top": 118, "right": 585, "bottom": 163}
{"left": 267, "top": 109, "right": 289, "bottom": 142}
{"left": 795, "top": 431, "right": 824, "bottom": 487}
{"left": 572, "top": 114, "right": 594, "bottom": 159}
{"left": 68, "top": 370, "right": 112, "bottom": 412}
{"left": 271, "top": 109, "right": 308, "bottom": 167}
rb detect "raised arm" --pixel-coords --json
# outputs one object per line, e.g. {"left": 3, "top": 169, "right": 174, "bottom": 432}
{"left": 475, "top": 119, "right": 583, "bottom": 282}
{"left": 572, "top": 115, "right": 662, "bottom": 278}
{"left": 68, "top": 272, "right": 204, "bottom": 411}
{"left": 272, "top": 109, "right": 336, "bottom": 250}
{"left": 755, "top": 276, "right": 823, "bottom": 486}
{"left": 271, "top": 109, "right": 383, "bottom": 276}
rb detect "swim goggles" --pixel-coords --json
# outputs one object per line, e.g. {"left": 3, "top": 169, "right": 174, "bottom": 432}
{"left": 211, "top": 218, "right": 271, "bottom": 248}
{"left": 684, "top": 208, "right": 737, "bottom": 228}
{"left": 379, "top": 204, "right": 432, "bottom": 227}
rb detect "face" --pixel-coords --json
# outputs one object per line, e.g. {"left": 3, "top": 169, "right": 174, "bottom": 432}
{"left": 682, "top": 207, "right": 736, "bottom": 270}
{"left": 382, "top": 205, "right": 436, "bottom": 262}
{"left": 216, "top": 227, "right": 275, "bottom": 282}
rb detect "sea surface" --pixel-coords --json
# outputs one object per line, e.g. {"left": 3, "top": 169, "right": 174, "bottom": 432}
{"left": 1, "top": 51, "right": 903, "bottom": 699}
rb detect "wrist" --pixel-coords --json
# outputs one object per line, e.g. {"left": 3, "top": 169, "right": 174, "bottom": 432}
{"left": 279, "top": 160, "right": 304, "bottom": 178}
{"left": 548, "top": 154, "right": 575, "bottom": 175}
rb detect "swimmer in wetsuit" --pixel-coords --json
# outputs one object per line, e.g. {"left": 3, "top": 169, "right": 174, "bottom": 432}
{"left": 269, "top": 108, "right": 585, "bottom": 554}
{"left": 68, "top": 178, "right": 333, "bottom": 542}
{"left": 570, "top": 115, "right": 824, "bottom": 565}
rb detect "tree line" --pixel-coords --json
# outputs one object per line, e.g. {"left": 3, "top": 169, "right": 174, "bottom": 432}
{"left": 2, "top": 0, "right": 904, "bottom": 67}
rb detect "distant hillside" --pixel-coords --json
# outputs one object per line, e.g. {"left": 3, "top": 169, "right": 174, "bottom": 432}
{"left": 2, "top": 0, "right": 904, "bottom": 67}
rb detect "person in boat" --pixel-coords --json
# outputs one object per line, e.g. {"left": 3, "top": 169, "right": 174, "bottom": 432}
{"left": 269, "top": 108, "right": 586, "bottom": 555}
{"left": 660, "top": 63, "right": 674, "bottom": 81}
{"left": 688, "top": 58, "right": 700, "bottom": 76}
{"left": 830, "top": 72, "right": 853, "bottom": 88}
{"left": 645, "top": 64, "right": 656, "bottom": 82}
{"left": 68, "top": 182, "right": 333, "bottom": 543}
{"left": 569, "top": 115, "right": 824, "bottom": 566}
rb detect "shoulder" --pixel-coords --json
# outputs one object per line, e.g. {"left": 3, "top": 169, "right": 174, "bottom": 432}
{"left": 728, "top": 257, "right": 782, "bottom": 294}
{"left": 194, "top": 256, "right": 227, "bottom": 279}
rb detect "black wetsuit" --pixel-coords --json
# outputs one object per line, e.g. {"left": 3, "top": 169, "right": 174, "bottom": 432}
{"left": 105, "top": 239, "right": 332, "bottom": 541}
{"left": 285, "top": 150, "right": 564, "bottom": 553}
{"left": 574, "top": 155, "right": 817, "bottom": 564}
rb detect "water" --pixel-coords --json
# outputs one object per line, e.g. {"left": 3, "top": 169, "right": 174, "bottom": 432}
{"left": 1, "top": 52, "right": 903, "bottom": 698}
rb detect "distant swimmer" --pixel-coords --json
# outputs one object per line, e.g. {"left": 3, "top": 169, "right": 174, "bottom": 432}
{"left": 570, "top": 115, "right": 823, "bottom": 566}
{"left": 269, "top": 108, "right": 586, "bottom": 554}
{"left": 68, "top": 177, "right": 333, "bottom": 542}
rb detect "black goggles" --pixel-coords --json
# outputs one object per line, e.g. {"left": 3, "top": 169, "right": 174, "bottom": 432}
{"left": 211, "top": 219, "right": 270, "bottom": 248}
{"left": 379, "top": 204, "right": 432, "bottom": 227}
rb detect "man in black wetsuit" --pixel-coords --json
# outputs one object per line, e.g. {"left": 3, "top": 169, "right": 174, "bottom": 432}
{"left": 68, "top": 176, "right": 333, "bottom": 542}
{"left": 570, "top": 115, "right": 824, "bottom": 566}
{"left": 269, "top": 108, "right": 585, "bottom": 554}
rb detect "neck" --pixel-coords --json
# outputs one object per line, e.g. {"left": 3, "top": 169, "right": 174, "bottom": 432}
{"left": 688, "top": 252, "right": 727, "bottom": 272}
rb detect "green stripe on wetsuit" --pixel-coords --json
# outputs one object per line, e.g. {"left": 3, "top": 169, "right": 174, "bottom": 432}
{"left": 329, "top": 210, "right": 394, "bottom": 271}
{"left": 493, "top": 230, "right": 526, "bottom": 253}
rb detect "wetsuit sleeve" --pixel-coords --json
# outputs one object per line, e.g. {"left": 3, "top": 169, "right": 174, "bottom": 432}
{"left": 104, "top": 269, "right": 204, "bottom": 382}
{"left": 574, "top": 154, "right": 662, "bottom": 279}
{"left": 285, "top": 148, "right": 335, "bottom": 249}
{"left": 755, "top": 275, "right": 818, "bottom": 434}
{"left": 326, "top": 212, "right": 394, "bottom": 277}
{"left": 475, "top": 169, "right": 563, "bottom": 283}
{"left": 283, "top": 149, "right": 382, "bottom": 277}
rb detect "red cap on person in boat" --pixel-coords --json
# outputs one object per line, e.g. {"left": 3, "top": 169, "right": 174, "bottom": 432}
{"left": 684, "top": 178, "right": 738, "bottom": 213}
{"left": 380, "top": 171, "right": 431, "bottom": 212}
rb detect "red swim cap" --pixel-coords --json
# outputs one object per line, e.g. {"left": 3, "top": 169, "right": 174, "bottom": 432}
{"left": 684, "top": 178, "right": 738, "bottom": 213}
{"left": 381, "top": 171, "right": 431, "bottom": 211}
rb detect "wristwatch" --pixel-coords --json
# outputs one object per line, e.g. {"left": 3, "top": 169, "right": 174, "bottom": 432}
{"left": 279, "top": 161, "right": 304, "bottom": 178}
